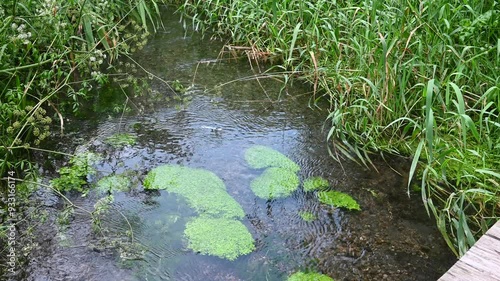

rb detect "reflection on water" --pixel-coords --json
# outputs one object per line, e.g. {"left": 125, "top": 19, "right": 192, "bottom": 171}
{"left": 26, "top": 6, "right": 455, "bottom": 281}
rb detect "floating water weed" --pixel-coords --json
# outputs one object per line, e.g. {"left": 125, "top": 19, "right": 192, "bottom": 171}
{"left": 318, "top": 191, "right": 361, "bottom": 211}
{"left": 303, "top": 176, "right": 330, "bottom": 192}
{"left": 250, "top": 167, "right": 300, "bottom": 199}
{"left": 184, "top": 217, "right": 255, "bottom": 261}
{"left": 245, "top": 145, "right": 300, "bottom": 172}
{"left": 144, "top": 165, "right": 245, "bottom": 219}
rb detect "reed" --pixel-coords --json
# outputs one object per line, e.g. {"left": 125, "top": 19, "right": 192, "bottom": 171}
{"left": 173, "top": 0, "right": 500, "bottom": 256}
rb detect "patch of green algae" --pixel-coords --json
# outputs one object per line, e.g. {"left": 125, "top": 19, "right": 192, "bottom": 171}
{"left": 96, "top": 175, "right": 131, "bottom": 194}
{"left": 245, "top": 145, "right": 300, "bottom": 172}
{"left": 303, "top": 176, "right": 330, "bottom": 192}
{"left": 184, "top": 217, "right": 255, "bottom": 261}
{"left": 318, "top": 191, "right": 361, "bottom": 211}
{"left": 250, "top": 167, "right": 300, "bottom": 199}
{"left": 144, "top": 165, "right": 244, "bottom": 219}
{"left": 288, "top": 272, "right": 334, "bottom": 281}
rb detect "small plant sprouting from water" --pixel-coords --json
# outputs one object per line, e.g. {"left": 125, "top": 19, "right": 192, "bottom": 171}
{"left": 51, "top": 152, "right": 101, "bottom": 192}
{"left": 318, "top": 191, "right": 361, "bottom": 211}
{"left": 287, "top": 272, "right": 334, "bottom": 281}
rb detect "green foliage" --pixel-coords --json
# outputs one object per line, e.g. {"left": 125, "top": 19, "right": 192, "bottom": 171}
{"left": 172, "top": 0, "right": 500, "bottom": 256}
{"left": 184, "top": 217, "right": 255, "bottom": 261}
{"left": 318, "top": 191, "right": 361, "bottom": 211}
{"left": 287, "top": 271, "right": 334, "bottom": 281}
{"left": 51, "top": 152, "right": 101, "bottom": 192}
{"left": 303, "top": 177, "right": 329, "bottom": 192}
{"left": 95, "top": 175, "right": 131, "bottom": 194}
{"left": 104, "top": 133, "right": 137, "bottom": 148}
{"left": 250, "top": 167, "right": 299, "bottom": 199}
{"left": 0, "top": 0, "right": 162, "bottom": 176}
{"left": 298, "top": 211, "right": 317, "bottom": 222}
{"left": 144, "top": 165, "right": 245, "bottom": 219}
{"left": 245, "top": 145, "right": 300, "bottom": 172}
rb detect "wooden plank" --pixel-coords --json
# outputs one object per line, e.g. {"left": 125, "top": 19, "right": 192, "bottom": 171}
{"left": 439, "top": 220, "right": 500, "bottom": 281}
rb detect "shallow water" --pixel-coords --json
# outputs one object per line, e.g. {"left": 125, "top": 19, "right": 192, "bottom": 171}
{"left": 24, "top": 7, "right": 455, "bottom": 281}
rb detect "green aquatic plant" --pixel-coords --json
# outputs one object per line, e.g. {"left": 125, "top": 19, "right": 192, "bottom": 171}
{"left": 104, "top": 133, "right": 137, "bottom": 147}
{"left": 184, "top": 217, "right": 255, "bottom": 261}
{"left": 51, "top": 152, "right": 101, "bottom": 192}
{"left": 303, "top": 177, "right": 330, "bottom": 192}
{"left": 298, "top": 211, "right": 317, "bottom": 222}
{"left": 144, "top": 165, "right": 245, "bottom": 219}
{"left": 96, "top": 175, "right": 131, "bottom": 194}
{"left": 250, "top": 167, "right": 300, "bottom": 199}
{"left": 318, "top": 191, "right": 361, "bottom": 211}
{"left": 288, "top": 272, "right": 334, "bottom": 281}
{"left": 245, "top": 145, "right": 300, "bottom": 172}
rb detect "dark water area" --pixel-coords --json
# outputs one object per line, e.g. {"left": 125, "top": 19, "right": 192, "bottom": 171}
{"left": 22, "top": 7, "right": 455, "bottom": 281}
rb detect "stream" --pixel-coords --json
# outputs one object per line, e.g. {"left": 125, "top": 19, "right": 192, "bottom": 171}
{"left": 23, "top": 7, "right": 455, "bottom": 281}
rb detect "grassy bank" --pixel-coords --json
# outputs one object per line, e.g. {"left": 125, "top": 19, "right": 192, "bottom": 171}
{"left": 0, "top": 0, "right": 163, "bottom": 176}
{"left": 172, "top": 0, "right": 499, "bottom": 256}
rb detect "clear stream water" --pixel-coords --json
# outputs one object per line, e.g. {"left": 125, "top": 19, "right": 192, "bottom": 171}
{"left": 24, "top": 7, "right": 455, "bottom": 281}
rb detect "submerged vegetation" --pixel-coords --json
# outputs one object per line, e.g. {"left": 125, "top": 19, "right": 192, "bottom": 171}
{"left": 245, "top": 145, "right": 300, "bottom": 172}
{"left": 318, "top": 191, "right": 361, "bottom": 211}
{"left": 144, "top": 165, "right": 245, "bottom": 219}
{"left": 173, "top": 0, "right": 500, "bottom": 256}
{"left": 144, "top": 164, "right": 254, "bottom": 259}
{"left": 287, "top": 271, "right": 334, "bottom": 281}
{"left": 184, "top": 217, "right": 255, "bottom": 261}
{"left": 303, "top": 176, "right": 330, "bottom": 192}
{"left": 250, "top": 167, "right": 300, "bottom": 199}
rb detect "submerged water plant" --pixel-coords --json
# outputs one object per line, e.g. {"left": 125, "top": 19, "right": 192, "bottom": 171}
{"left": 250, "top": 167, "right": 300, "bottom": 199}
{"left": 287, "top": 272, "right": 334, "bottom": 281}
{"left": 184, "top": 217, "right": 255, "bottom": 261}
{"left": 104, "top": 133, "right": 137, "bottom": 147}
{"left": 245, "top": 145, "right": 300, "bottom": 172}
{"left": 318, "top": 191, "right": 361, "bottom": 211}
{"left": 144, "top": 165, "right": 245, "bottom": 219}
{"left": 96, "top": 175, "right": 131, "bottom": 194}
{"left": 298, "top": 211, "right": 317, "bottom": 222}
{"left": 303, "top": 177, "right": 330, "bottom": 192}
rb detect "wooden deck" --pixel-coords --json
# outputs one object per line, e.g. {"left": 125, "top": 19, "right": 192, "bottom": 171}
{"left": 439, "top": 220, "right": 500, "bottom": 281}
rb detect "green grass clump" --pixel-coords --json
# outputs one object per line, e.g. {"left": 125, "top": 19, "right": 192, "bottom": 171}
{"left": 318, "top": 191, "right": 361, "bottom": 211}
{"left": 287, "top": 271, "right": 334, "bottom": 281}
{"left": 172, "top": 0, "right": 500, "bottom": 256}
{"left": 104, "top": 133, "right": 137, "bottom": 148}
{"left": 298, "top": 211, "right": 317, "bottom": 222}
{"left": 144, "top": 165, "right": 245, "bottom": 219}
{"left": 184, "top": 217, "right": 255, "bottom": 261}
{"left": 303, "top": 177, "right": 330, "bottom": 192}
{"left": 245, "top": 145, "right": 300, "bottom": 172}
{"left": 250, "top": 167, "right": 300, "bottom": 199}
